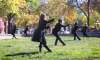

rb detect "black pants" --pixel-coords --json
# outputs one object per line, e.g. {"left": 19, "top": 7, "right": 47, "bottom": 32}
{"left": 39, "top": 31, "right": 52, "bottom": 52}
{"left": 73, "top": 32, "right": 81, "bottom": 40}
{"left": 53, "top": 32, "right": 65, "bottom": 46}
{"left": 11, "top": 32, "right": 16, "bottom": 39}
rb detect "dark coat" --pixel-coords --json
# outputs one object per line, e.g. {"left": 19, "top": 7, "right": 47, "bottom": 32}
{"left": 71, "top": 23, "right": 79, "bottom": 34}
{"left": 32, "top": 17, "right": 54, "bottom": 42}
{"left": 52, "top": 22, "right": 66, "bottom": 34}
{"left": 32, "top": 28, "right": 41, "bottom": 42}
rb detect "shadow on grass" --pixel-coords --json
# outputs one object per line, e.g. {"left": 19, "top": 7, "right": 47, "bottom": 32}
{"left": 5, "top": 51, "right": 39, "bottom": 56}
{"left": 64, "top": 40, "right": 75, "bottom": 41}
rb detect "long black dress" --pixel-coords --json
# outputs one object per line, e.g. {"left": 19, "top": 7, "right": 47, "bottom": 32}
{"left": 32, "top": 14, "right": 54, "bottom": 52}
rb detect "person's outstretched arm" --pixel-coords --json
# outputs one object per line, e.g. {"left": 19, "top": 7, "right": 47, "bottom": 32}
{"left": 46, "top": 19, "right": 54, "bottom": 23}
{"left": 61, "top": 24, "right": 69, "bottom": 27}
{"left": 61, "top": 24, "right": 69, "bottom": 31}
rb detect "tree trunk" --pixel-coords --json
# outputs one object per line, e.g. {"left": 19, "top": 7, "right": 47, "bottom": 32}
{"left": 76, "top": 0, "right": 90, "bottom": 26}
{"left": 87, "top": 0, "right": 90, "bottom": 26}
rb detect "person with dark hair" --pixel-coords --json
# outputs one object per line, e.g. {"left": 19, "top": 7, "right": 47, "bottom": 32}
{"left": 32, "top": 14, "right": 54, "bottom": 52}
{"left": 52, "top": 19, "right": 67, "bottom": 46}
{"left": 71, "top": 22, "right": 81, "bottom": 40}
{"left": 81, "top": 24, "right": 88, "bottom": 37}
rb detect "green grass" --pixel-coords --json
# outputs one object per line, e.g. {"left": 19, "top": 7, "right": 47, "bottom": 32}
{"left": 0, "top": 36, "right": 100, "bottom": 60}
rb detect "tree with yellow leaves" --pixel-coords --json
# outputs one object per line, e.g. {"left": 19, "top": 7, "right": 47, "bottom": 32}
{"left": 66, "top": 6, "right": 77, "bottom": 24}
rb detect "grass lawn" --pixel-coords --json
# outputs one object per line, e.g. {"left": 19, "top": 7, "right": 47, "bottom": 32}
{"left": 0, "top": 36, "right": 100, "bottom": 60}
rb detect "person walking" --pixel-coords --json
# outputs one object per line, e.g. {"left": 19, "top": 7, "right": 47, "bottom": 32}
{"left": 32, "top": 14, "right": 54, "bottom": 52}
{"left": 81, "top": 24, "right": 88, "bottom": 37}
{"left": 52, "top": 19, "right": 67, "bottom": 46}
{"left": 71, "top": 22, "right": 81, "bottom": 40}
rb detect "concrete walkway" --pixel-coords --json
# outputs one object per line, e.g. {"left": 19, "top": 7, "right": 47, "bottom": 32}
{"left": 0, "top": 34, "right": 22, "bottom": 40}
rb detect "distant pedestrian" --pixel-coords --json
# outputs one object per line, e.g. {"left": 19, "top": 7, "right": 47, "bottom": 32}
{"left": 71, "top": 22, "right": 81, "bottom": 40}
{"left": 24, "top": 26, "right": 29, "bottom": 37}
{"left": 81, "top": 24, "right": 88, "bottom": 37}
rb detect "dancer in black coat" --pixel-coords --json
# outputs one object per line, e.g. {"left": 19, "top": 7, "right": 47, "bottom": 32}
{"left": 32, "top": 14, "right": 54, "bottom": 52}
{"left": 52, "top": 19, "right": 67, "bottom": 46}
{"left": 71, "top": 22, "right": 81, "bottom": 40}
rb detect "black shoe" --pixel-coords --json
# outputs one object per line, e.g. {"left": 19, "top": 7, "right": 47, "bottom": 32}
{"left": 63, "top": 44, "right": 66, "bottom": 46}
{"left": 54, "top": 44, "right": 57, "bottom": 46}
{"left": 79, "top": 39, "right": 81, "bottom": 40}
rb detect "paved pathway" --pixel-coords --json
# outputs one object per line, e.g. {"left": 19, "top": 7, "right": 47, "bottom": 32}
{"left": 0, "top": 34, "right": 22, "bottom": 40}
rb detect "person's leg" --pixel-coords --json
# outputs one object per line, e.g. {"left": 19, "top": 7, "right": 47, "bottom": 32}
{"left": 39, "top": 42, "right": 42, "bottom": 52}
{"left": 55, "top": 38, "right": 58, "bottom": 46}
{"left": 12, "top": 33, "right": 16, "bottom": 39}
{"left": 76, "top": 33, "right": 81, "bottom": 40}
{"left": 12, "top": 33, "right": 14, "bottom": 37}
{"left": 13, "top": 33, "right": 17, "bottom": 39}
{"left": 56, "top": 34, "right": 66, "bottom": 45}
{"left": 43, "top": 37, "right": 52, "bottom": 52}
{"left": 13, "top": 33, "right": 15, "bottom": 38}
{"left": 43, "top": 43, "right": 52, "bottom": 52}
{"left": 73, "top": 33, "right": 76, "bottom": 40}
{"left": 53, "top": 33, "right": 58, "bottom": 45}
{"left": 42, "top": 31, "right": 52, "bottom": 52}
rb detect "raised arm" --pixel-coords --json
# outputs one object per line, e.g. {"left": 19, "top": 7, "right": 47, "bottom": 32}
{"left": 61, "top": 24, "right": 69, "bottom": 27}
{"left": 46, "top": 19, "right": 54, "bottom": 23}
